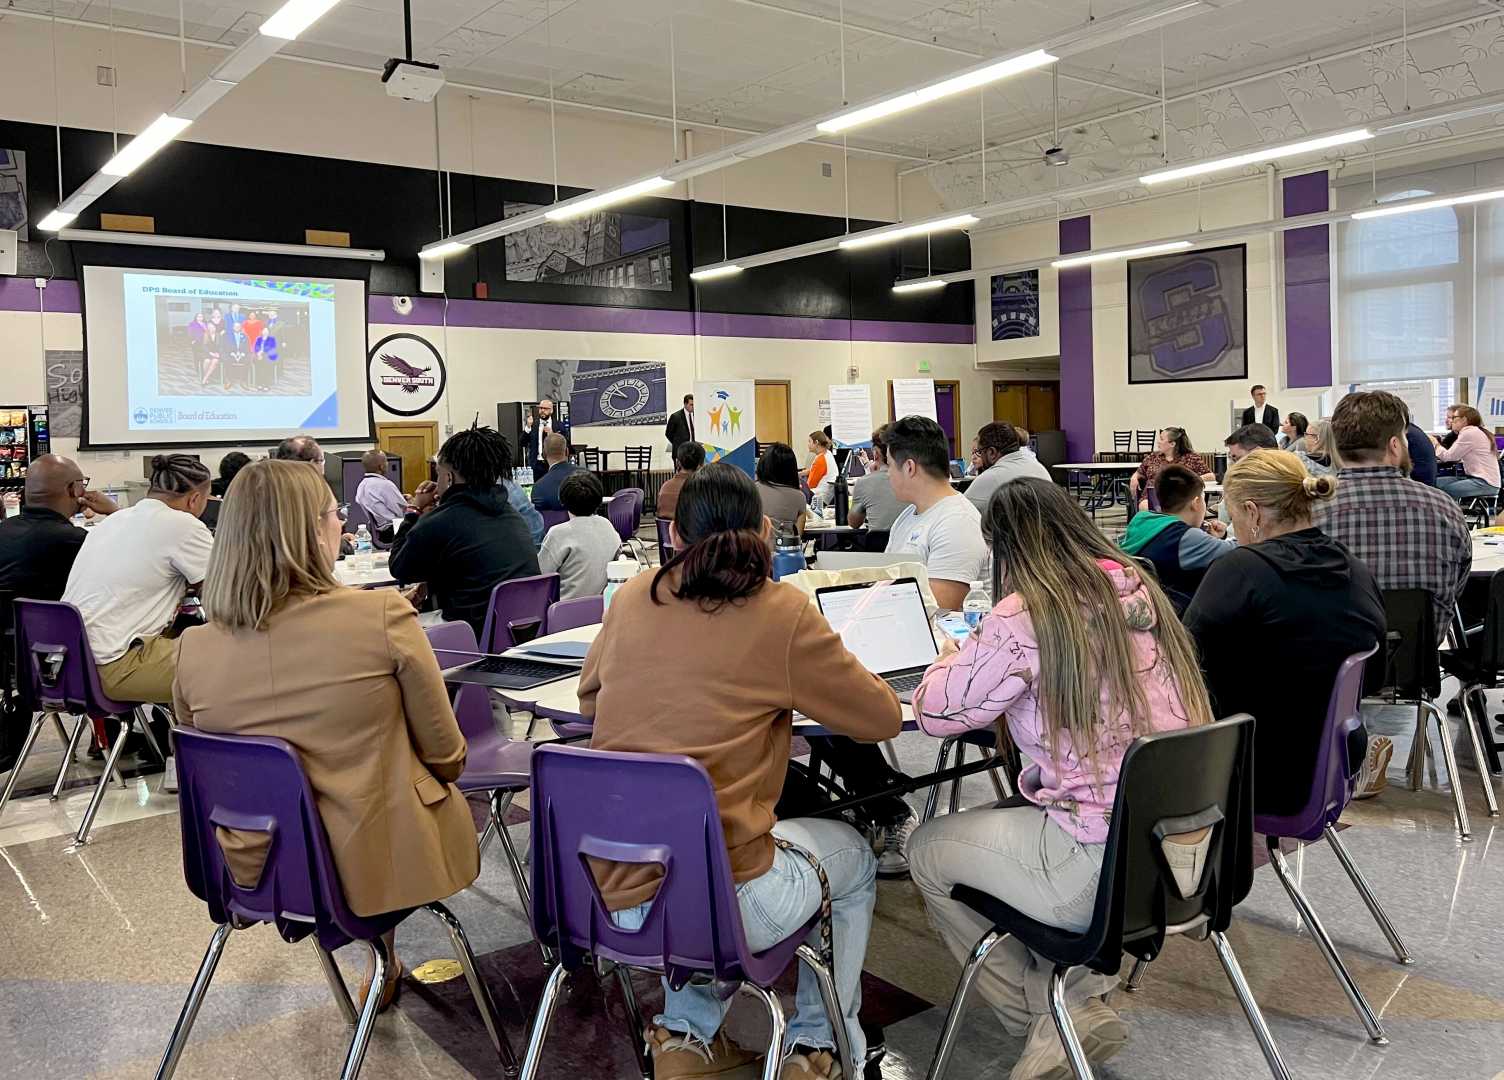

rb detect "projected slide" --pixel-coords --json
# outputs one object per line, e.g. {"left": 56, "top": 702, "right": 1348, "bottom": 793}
{"left": 81, "top": 265, "right": 371, "bottom": 447}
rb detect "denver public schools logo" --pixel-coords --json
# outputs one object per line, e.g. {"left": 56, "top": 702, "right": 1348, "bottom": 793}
{"left": 367, "top": 333, "right": 445, "bottom": 417}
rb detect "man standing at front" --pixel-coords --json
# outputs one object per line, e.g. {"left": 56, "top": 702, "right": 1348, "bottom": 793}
{"left": 884, "top": 416, "right": 989, "bottom": 611}
{"left": 1240, "top": 384, "right": 1279, "bottom": 431}
{"left": 665, "top": 393, "right": 695, "bottom": 457}
{"left": 525, "top": 398, "right": 570, "bottom": 481}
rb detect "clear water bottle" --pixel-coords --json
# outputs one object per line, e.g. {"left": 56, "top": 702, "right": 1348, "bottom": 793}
{"left": 354, "top": 524, "right": 373, "bottom": 572}
{"left": 962, "top": 580, "right": 991, "bottom": 629}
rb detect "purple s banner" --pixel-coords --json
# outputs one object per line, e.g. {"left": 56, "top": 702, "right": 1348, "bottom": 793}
{"left": 1127, "top": 244, "right": 1247, "bottom": 384}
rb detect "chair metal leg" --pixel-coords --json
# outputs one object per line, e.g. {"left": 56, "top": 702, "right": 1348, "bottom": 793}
{"left": 948, "top": 742, "right": 967, "bottom": 816}
{"left": 50, "top": 715, "right": 87, "bottom": 800}
{"left": 1047, "top": 965, "right": 1095, "bottom": 1080}
{"left": 612, "top": 965, "right": 651, "bottom": 1080}
{"left": 153, "top": 922, "right": 233, "bottom": 1079}
{"left": 1123, "top": 957, "right": 1148, "bottom": 993}
{"left": 518, "top": 963, "right": 568, "bottom": 1080}
{"left": 921, "top": 739, "right": 954, "bottom": 824}
{"left": 926, "top": 929, "right": 1006, "bottom": 1080}
{"left": 340, "top": 938, "right": 388, "bottom": 1080}
{"left": 1463, "top": 688, "right": 1500, "bottom": 817}
{"left": 478, "top": 818, "right": 498, "bottom": 857}
{"left": 742, "top": 982, "right": 788, "bottom": 1080}
{"left": 1323, "top": 824, "right": 1414, "bottom": 966}
{"left": 50, "top": 711, "right": 72, "bottom": 750}
{"left": 985, "top": 749, "right": 1011, "bottom": 801}
{"left": 796, "top": 943, "right": 855, "bottom": 1080}
{"left": 134, "top": 706, "right": 167, "bottom": 764}
{"left": 1422, "top": 700, "right": 1471, "bottom": 841}
{"left": 74, "top": 718, "right": 131, "bottom": 845}
{"left": 1408, "top": 701, "right": 1426, "bottom": 792}
{"left": 1209, "top": 930, "right": 1294, "bottom": 1080}
{"left": 313, "top": 941, "right": 359, "bottom": 1025}
{"left": 0, "top": 711, "right": 47, "bottom": 821}
{"left": 1266, "top": 838, "right": 1388, "bottom": 1044}
{"left": 492, "top": 791, "right": 551, "bottom": 966}
{"left": 424, "top": 901, "right": 520, "bottom": 1075}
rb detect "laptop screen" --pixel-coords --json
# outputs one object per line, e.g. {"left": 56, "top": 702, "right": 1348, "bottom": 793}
{"left": 816, "top": 578, "right": 938, "bottom": 676}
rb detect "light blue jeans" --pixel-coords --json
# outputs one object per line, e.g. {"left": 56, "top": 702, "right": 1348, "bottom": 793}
{"left": 612, "top": 817, "right": 875, "bottom": 1063}
{"left": 1439, "top": 475, "right": 1500, "bottom": 500}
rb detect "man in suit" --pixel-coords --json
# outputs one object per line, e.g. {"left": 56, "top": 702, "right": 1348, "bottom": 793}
{"left": 1240, "top": 384, "right": 1279, "bottom": 431}
{"left": 665, "top": 393, "right": 696, "bottom": 455}
{"left": 525, "top": 397, "right": 570, "bottom": 480}
{"left": 530, "top": 433, "right": 583, "bottom": 512}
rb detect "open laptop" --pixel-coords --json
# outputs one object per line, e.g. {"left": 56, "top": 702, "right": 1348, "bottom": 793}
{"left": 814, "top": 577, "right": 938, "bottom": 702}
{"left": 441, "top": 651, "right": 582, "bottom": 691}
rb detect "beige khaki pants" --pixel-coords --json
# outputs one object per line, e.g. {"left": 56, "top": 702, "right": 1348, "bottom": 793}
{"left": 98, "top": 635, "right": 180, "bottom": 705}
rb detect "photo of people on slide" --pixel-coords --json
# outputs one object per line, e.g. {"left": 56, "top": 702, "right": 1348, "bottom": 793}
{"left": 154, "top": 296, "right": 313, "bottom": 397}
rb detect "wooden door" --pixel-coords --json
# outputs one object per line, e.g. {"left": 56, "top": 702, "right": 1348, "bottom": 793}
{"left": 375, "top": 421, "right": 439, "bottom": 495}
{"left": 1026, "top": 383, "right": 1060, "bottom": 431}
{"left": 754, "top": 381, "right": 792, "bottom": 446}
{"left": 993, "top": 382, "right": 1029, "bottom": 427}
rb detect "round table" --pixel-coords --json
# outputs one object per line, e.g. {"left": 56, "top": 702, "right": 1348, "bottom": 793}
{"left": 1471, "top": 534, "right": 1504, "bottom": 576}
{"left": 334, "top": 556, "right": 397, "bottom": 589}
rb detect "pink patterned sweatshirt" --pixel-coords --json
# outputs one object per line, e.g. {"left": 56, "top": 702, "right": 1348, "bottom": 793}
{"left": 913, "top": 560, "right": 1194, "bottom": 843}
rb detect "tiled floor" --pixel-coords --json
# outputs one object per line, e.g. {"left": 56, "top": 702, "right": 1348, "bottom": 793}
{"left": 1, "top": 692, "right": 1501, "bottom": 1079}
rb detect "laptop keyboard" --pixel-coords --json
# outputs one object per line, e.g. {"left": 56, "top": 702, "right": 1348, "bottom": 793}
{"left": 885, "top": 672, "right": 923, "bottom": 694}
{"left": 470, "top": 656, "right": 573, "bottom": 679}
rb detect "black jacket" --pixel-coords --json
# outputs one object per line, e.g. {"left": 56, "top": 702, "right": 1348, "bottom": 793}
{"left": 665, "top": 408, "right": 694, "bottom": 452}
{"left": 1184, "top": 528, "right": 1384, "bottom": 816}
{"left": 0, "top": 507, "right": 86, "bottom": 602}
{"left": 389, "top": 485, "right": 541, "bottom": 638}
{"left": 1239, "top": 404, "right": 1279, "bottom": 431}
{"left": 526, "top": 416, "right": 571, "bottom": 467}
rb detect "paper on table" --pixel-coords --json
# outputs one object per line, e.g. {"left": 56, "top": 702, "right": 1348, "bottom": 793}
{"left": 828, "top": 384, "right": 873, "bottom": 448}
{"left": 892, "top": 378, "right": 937, "bottom": 422}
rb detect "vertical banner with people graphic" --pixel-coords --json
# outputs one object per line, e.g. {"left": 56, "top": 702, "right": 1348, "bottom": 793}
{"left": 693, "top": 380, "right": 757, "bottom": 476}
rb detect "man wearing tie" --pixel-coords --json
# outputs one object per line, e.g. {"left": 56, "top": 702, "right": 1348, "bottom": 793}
{"left": 525, "top": 397, "right": 570, "bottom": 480}
{"left": 1239, "top": 384, "right": 1279, "bottom": 432}
{"left": 665, "top": 393, "right": 696, "bottom": 455}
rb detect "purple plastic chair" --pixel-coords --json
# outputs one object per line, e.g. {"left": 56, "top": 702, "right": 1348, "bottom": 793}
{"left": 543, "top": 596, "right": 603, "bottom": 635}
{"left": 479, "top": 573, "right": 561, "bottom": 652}
{"left": 1256, "top": 643, "right": 1410, "bottom": 1045}
{"left": 655, "top": 517, "right": 674, "bottom": 566}
{"left": 423, "top": 621, "right": 537, "bottom": 955}
{"left": 8, "top": 599, "right": 166, "bottom": 844}
{"left": 158, "top": 727, "right": 517, "bottom": 1080}
{"left": 519, "top": 744, "right": 855, "bottom": 1080}
{"left": 539, "top": 509, "right": 569, "bottom": 535}
{"left": 606, "top": 488, "right": 644, "bottom": 547}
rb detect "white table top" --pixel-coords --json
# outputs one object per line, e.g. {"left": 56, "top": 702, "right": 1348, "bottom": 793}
{"left": 1472, "top": 534, "right": 1504, "bottom": 576}
{"left": 334, "top": 556, "right": 397, "bottom": 588}
{"left": 810, "top": 551, "right": 915, "bottom": 571}
{"left": 1053, "top": 461, "right": 1143, "bottom": 472}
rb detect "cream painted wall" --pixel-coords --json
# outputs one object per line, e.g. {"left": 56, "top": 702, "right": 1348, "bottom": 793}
{"left": 0, "top": 15, "right": 940, "bottom": 223}
{"left": 970, "top": 177, "right": 1329, "bottom": 455}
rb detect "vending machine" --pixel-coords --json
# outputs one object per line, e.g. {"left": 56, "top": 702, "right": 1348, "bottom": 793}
{"left": 0, "top": 405, "right": 51, "bottom": 514}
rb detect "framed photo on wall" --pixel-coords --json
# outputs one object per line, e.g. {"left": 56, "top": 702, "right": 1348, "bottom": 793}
{"left": 1127, "top": 243, "right": 1247, "bottom": 384}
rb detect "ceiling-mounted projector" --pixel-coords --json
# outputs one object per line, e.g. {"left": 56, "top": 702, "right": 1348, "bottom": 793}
{"left": 382, "top": 58, "right": 445, "bottom": 102}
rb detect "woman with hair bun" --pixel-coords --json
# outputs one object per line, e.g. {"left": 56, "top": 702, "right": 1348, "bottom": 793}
{"left": 580, "top": 461, "right": 901, "bottom": 1080}
{"left": 1185, "top": 449, "right": 1387, "bottom": 809}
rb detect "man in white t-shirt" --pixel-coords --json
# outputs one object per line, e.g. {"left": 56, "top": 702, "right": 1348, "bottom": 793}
{"left": 883, "top": 415, "right": 989, "bottom": 610}
{"left": 62, "top": 455, "right": 214, "bottom": 705}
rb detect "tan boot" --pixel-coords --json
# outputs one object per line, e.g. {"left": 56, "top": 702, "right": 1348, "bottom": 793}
{"left": 1008, "top": 999, "right": 1128, "bottom": 1080}
{"left": 780, "top": 1047, "right": 842, "bottom": 1079}
{"left": 644, "top": 1024, "right": 763, "bottom": 1080}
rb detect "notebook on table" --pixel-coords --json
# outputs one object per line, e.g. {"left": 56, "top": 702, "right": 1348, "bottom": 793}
{"left": 814, "top": 577, "right": 938, "bottom": 703}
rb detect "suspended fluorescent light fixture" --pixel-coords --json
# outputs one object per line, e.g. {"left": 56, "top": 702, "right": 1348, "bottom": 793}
{"left": 101, "top": 114, "right": 193, "bottom": 177}
{"left": 260, "top": 0, "right": 343, "bottom": 40}
{"left": 420, "top": 240, "right": 470, "bottom": 260}
{"left": 38, "top": 210, "right": 76, "bottom": 232}
{"left": 1350, "top": 188, "right": 1504, "bottom": 219}
{"left": 818, "top": 50, "right": 1057, "bottom": 134}
{"left": 839, "top": 214, "right": 979, "bottom": 251}
{"left": 1139, "top": 128, "right": 1372, "bottom": 186}
{"left": 892, "top": 279, "right": 946, "bottom": 293}
{"left": 690, "top": 264, "right": 743, "bottom": 281}
{"left": 546, "top": 177, "right": 673, "bottom": 222}
{"left": 1053, "top": 240, "right": 1191, "bottom": 268}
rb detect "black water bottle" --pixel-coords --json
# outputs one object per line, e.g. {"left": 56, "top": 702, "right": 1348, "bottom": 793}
{"left": 833, "top": 471, "right": 850, "bottom": 526}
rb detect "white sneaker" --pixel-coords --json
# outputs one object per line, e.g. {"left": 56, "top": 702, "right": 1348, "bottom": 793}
{"left": 161, "top": 756, "right": 179, "bottom": 794}
{"left": 1161, "top": 831, "right": 1212, "bottom": 899}
{"left": 876, "top": 813, "right": 917, "bottom": 879}
{"left": 1353, "top": 736, "right": 1393, "bottom": 800}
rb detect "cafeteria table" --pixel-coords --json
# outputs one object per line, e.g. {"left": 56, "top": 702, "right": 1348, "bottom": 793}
{"left": 1051, "top": 461, "right": 1140, "bottom": 516}
{"left": 334, "top": 555, "right": 397, "bottom": 589}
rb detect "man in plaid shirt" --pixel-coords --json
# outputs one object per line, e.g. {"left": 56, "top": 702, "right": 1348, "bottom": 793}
{"left": 1313, "top": 390, "right": 1471, "bottom": 645}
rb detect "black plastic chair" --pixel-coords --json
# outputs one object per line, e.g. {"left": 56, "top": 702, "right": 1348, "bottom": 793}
{"left": 1365, "top": 589, "right": 1472, "bottom": 840}
{"left": 926, "top": 716, "right": 1291, "bottom": 1080}
{"left": 1135, "top": 429, "right": 1156, "bottom": 453}
{"left": 1437, "top": 573, "right": 1504, "bottom": 811}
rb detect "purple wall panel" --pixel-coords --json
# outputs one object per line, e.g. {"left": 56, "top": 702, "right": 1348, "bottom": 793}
{"left": 1058, "top": 216, "right": 1095, "bottom": 461}
{"left": 1282, "top": 171, "right": 1333, "bottom": 389}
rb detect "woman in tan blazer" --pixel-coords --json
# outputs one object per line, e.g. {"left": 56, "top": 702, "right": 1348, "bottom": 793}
{"left": 173, "top": 458, "right": 477, "bottom": 1009}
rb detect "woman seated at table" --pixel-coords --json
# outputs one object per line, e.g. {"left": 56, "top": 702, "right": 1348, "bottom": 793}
{"left": 908, "top": 477, "right": 1213, "bottom": 1080}
{"left": 1296, "top": 418, "right": 1337, "bottom": 477}
{"left": 756, "top": 441, "right": 810, "bottom": 537}
{"left": 1185, "top": 450, "right": 1387, "bottom": 804}
{"left": 1434, "top": 404, "right": 1502, "bottom": 501}
{"left": 582, "top": 462, "right": 902, "bottom": 1080}
{"left": 1128, "top": 426, "right": 1214, "bottom": 510}
{"left": 1278, "top": 411, "right": 1308, "bottom": 451}
{"left": 173, "top": 459, "right": 477, "bottom": 1012}
{"left": 803, "top": 429, "right": 838, "bottom": 507}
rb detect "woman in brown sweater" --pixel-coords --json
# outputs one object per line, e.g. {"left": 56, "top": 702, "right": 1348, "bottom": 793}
{"left": 582, "top": 462, "right": 902, "bottom": 1080}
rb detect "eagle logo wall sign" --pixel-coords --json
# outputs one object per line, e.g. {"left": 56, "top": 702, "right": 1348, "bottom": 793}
{"left": 368, "top": 333, "right": 445, "bottom": 416}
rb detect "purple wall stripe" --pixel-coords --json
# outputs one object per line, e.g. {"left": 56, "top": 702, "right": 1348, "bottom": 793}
{"left": 1058, "top": 216, "right": 1095, "bottom": 462}
{"left": 1282, "top": 171, "right": 1333, "bottom": 390}
{"left": 693, "top": 310, "right": 973, "bottom": 344}
{"left": 0, "top": 277, "right": 80, "bottom": 313}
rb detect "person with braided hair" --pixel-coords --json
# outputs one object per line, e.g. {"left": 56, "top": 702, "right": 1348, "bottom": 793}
{"left": 389, "top": 425, "right": 539, "bottom": 638}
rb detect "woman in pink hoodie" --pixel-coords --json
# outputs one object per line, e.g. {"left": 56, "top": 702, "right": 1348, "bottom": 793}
{"left": 908, "top": 478, "right": 1215, "bottom": 1080}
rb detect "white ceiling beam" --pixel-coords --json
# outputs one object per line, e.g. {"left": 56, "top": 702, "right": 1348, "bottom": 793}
{"left": 422, "top": 0, "right": 1232, "bottom": 256}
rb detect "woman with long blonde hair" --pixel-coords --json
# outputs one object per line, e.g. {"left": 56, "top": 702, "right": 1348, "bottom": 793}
{"left": 174, "top": 459, "right": 477, "bottom": 1012}
{"left": 907, "top": 478, "right": 1213, "bottom": 1079}
{"left": 1298, "top": 418, "right": 1337, "bottom": 477}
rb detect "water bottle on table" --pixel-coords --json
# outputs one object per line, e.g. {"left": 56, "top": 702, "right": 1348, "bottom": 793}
{"left": 354, "top": 524, "right": 373, "bottom": 572}
{"left": 962, "top": 580, "right": 991, "bottom": 629}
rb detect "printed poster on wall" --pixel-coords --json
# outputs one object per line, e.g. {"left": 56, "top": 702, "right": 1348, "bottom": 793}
{"left": 536, "top": 358, "right": 667, "bottom": 427}
{"left": 46, "top": 349, "right": 84, "bottom": 438}
{"left": 828, "top": 384, "right": 873, "bottom": 448}
{"left": 0, "top": 150, "right": 27, "bottom": 242}
{"left": 694, "top": 379, "right": 757, "bottom": 476}
{"left": 991, "top": 269, "right": 1040, "bottom": 341}
{"left": 892, "top": 378, "right": 938, "bottom": 422}
{"left": 1127, "top": 243, "right": 1247, "bottom": 384}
